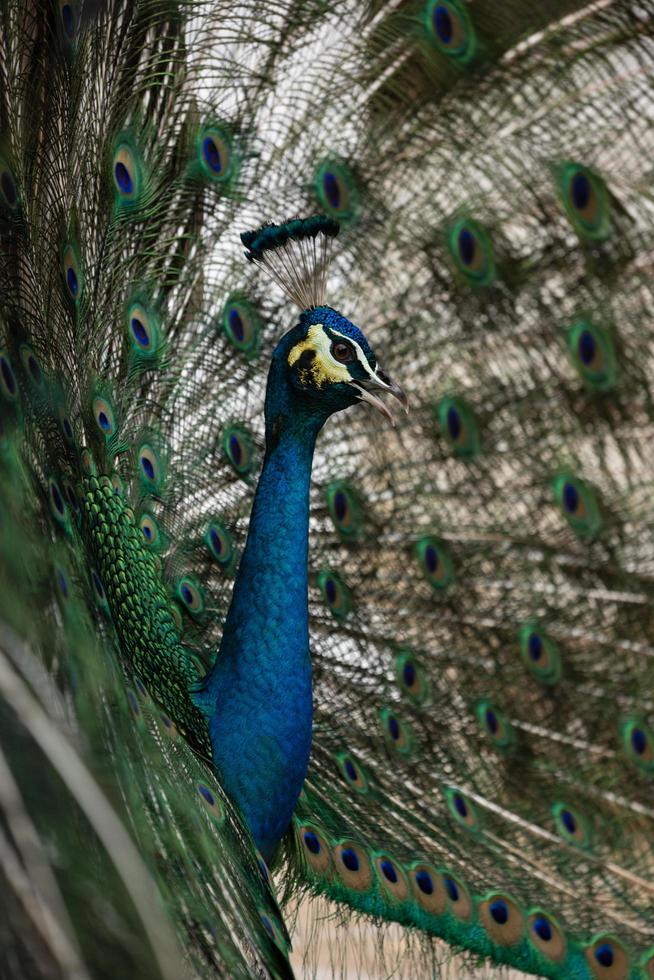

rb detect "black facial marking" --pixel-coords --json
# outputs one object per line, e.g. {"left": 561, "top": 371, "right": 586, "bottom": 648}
{"left": 298, "top": 349, "right": 316, "bottom": 371}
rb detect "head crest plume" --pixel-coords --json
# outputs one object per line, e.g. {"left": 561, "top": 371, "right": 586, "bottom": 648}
{"left": 240, "top": 215, "right": 339, "bottom": 310}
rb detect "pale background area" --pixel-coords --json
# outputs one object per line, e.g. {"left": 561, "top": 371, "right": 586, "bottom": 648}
{"left": 288, "top": 897, "right": 531, "bottom": 979}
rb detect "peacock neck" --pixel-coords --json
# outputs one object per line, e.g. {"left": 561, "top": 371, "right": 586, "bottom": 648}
{"left": 195, "top": 356, "right": 326, "bottom": 861}
{"left": 222, "top": 413, "right": 320, "bottom": 665}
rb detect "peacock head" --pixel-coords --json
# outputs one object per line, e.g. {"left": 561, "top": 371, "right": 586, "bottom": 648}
{"left": 285, "top": 306, "right": 406, "bottom": 423}
{"left": 242, "top": 216, "right": 407, "bottom": 429}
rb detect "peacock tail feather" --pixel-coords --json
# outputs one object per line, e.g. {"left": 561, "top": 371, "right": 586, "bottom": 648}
{"left": 1, "top": 1, "right": 654, "bottom": 978}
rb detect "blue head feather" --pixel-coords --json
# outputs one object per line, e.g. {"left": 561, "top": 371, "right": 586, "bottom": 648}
{"left": 300, "top": 306, "right": 376, "bottom": 366}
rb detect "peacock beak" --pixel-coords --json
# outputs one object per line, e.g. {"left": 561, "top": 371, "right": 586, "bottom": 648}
{"left": 351, "top": 368, "right": 408, "bottom": 425}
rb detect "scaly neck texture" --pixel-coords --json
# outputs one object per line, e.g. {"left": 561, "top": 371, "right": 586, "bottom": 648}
{"left": 195, "top": 379, "right": 325, "bottom": 861}
{"left": 81, "top": 473, "right": 212, "bottom": 759}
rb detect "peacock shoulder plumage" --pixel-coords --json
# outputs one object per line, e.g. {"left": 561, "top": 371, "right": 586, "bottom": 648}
{"left": 0, "top": 1, "right": 653, "bottom": 979}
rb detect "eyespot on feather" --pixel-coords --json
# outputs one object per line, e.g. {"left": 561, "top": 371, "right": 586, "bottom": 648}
{"left": 552, "top": 473, "right": 602, "bottom": 538}
{"left": 112, "top": 142, "right": 142, "bottom": 203}
{"left": 326, "top": 480, "right": 363, "bottom": 538}
{"left": 92, "top": 396, "right": 117, "bottom": 439}
{"left": 317, "top": 568, "right": 352, "bottom": 619}
{"left": 415, "top": 536, "right": 454, "bottom": 590}
{"left": 58, "top": 0, "right": 78, "bottom": 41}
{"left": 48, "top": 478, "right": 68, "bottom": 525}
{"left": 527, "top": 910, "right": 567, "bottom": 962}
{"left": 437, "top": 397, "right": 480, "bottom": 456}
{"left": 447, "top": 218, "right": 495, "bottom": 286}
{"left": 196, "top": 782, "right": 225, "bottom": 824}
{"left": 442, "top": 871, "right": 472, "bottom": 920}
{"left": 139, "top": 513, "right": 161, "bottom": 549}
{"left": 127, "top": 301, "right": 161, "bottom": 357}
{"left": 137, "top": 442, "right": 162, "bottom": 489}
{"left": 297, "top": 822, "right": 332, "bottom": 874}
{"left": 475, "top": 700, "right": 516, "bottom": 750}
{"left": 425, "top": 0, "right": 477, "bottom": 63}
{"left": 205, "top": 521, "right": 237, "bottom": 572}
{"left": 620, "top": 718, "right": 654, "bottom": 772}
{"left": 395, "top": 651, "right": 429, "bottom": 703}
{"left": 552, "top": 802, "right": 592, "bottom": 848}
{"left": 158, "top": 712, "right": 179, "bottom": 740}
{"left": 444, "top": 787, "right": 479, "bottom": 831}
{"left": 20, "top": 345, "right": 45, "bottom": 389}
{"left": 177, "top": 576, "right": 204, "bottom": 616}
{"left": 315, "top": 159, "right": 359, "bottom": 223}
{"left": 518, "top": 623, "right": 561, "bottom": 685}
{"left": 197, "top": 125, "right": 234, "bottom": 182}
{"left": 556, "top": 162, "right": 610, "bottom": 240}
{"left": 333, "top": 841, "right": 372, "bottom": 891}
{"left": 59, "top": 408, "right": 75, "bottom": 444}
{"left": 222, "top": 425, "right": 254, "bottom": 476}
{"left": 258, "top": 910, "right": 288, "bottom": 954}
{"left": 584, "top": 936, "right": 630, "bottom": 980}
{"left": 222, "top": 295, "right": 260, "bottom": 353}
{"left": 409, "top": 863, "right": 447, "bottom": 915}
{"left": 380, "top": 707, "right": 413, "bottom": 754}
{"left": 480, "top": 894, "right": 525, "bottom": 946}
{"left": 374, "top": 853, "right": 409, "bottom": 901}
{"left": 567, "top": 320, "right": 616, "bottom": 391}
{"left": 62, "top": 244, "right": 83, "bottom": 303}
{"left": 336, "top": 752, "right": 368, "bottom": 793}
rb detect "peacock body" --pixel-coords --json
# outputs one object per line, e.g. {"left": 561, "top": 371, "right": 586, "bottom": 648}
{"left": 1, "top": 1, "right": 654, "bottom": 979}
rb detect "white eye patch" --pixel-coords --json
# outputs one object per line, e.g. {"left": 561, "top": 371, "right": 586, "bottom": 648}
{"left": 329, "top": 328, "right": 377, "bottom": 381}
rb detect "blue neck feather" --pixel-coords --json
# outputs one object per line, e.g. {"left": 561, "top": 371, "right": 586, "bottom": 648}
{"left": 194, "top": 326, "right": 329, "bottom": 861}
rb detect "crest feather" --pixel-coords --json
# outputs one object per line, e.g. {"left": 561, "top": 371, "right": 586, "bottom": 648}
{"left": 240, "top": 215, "right": 339, "bottom": 309}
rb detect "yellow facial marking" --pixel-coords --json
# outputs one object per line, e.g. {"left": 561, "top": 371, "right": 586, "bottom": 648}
{"left": 288, "top": 323, "right": 351, "bottom": 388}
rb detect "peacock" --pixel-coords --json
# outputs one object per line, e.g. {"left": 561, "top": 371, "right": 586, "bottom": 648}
{"left": 0, "top": 0, "right": 653, "bottom": 978}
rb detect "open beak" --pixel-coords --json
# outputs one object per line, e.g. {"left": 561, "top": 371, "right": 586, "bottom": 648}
{"left": 351, "top": 368, "right": 409, "bottom": 425}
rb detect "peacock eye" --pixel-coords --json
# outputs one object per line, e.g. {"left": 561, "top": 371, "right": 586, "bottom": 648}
{"left": 331, "top": 341, "right": 355, "bottom": 363}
